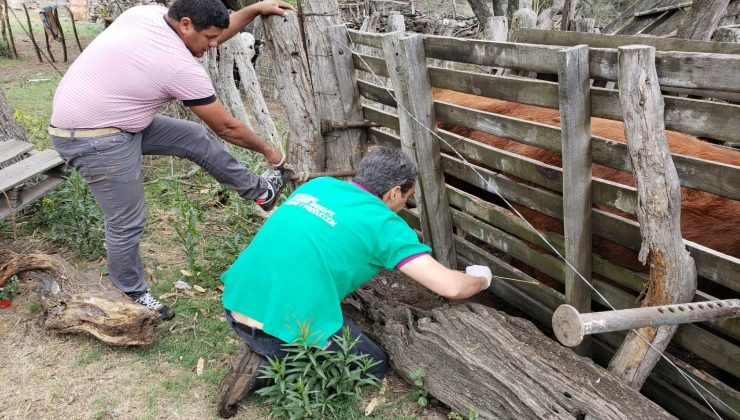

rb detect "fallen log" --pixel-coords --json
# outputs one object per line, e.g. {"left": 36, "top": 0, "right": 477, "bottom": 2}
{"left": 349, "top": 285, "right": 675, "bottom": 419}
{"left": 0, "top": 249, "right": 161, "bottom": 346}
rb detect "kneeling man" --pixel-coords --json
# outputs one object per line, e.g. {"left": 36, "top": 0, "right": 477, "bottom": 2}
{"left": 220, "top": 146, "right": 492, "bottom": 406}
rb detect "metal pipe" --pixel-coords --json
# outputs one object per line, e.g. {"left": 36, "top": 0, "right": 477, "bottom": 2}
{"left": 552, "top": 299, "right": 740, "bottom": 347}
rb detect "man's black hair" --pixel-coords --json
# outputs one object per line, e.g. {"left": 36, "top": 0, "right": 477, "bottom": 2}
{"left": 167, "top": 0, "right": 230, "bottom": 31}
{"left": 353, "top": 146, "right": 418, "bottom": 197}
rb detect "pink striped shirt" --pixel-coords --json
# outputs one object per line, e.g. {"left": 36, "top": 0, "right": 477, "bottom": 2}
{"left": 51, "top": 5, "right": 215, "bottom": 132}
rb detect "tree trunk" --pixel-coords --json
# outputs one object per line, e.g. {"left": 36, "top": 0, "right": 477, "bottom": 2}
{"left": 0, "top": 89, "right": 28, "bottom": 144}
{"left": 0, "top": 249, "right": 161, "bottom": 346}
{"left": 676, "top": 0, "right": 731, "bottom": 41}
{"left": 465, "top": 0, "right": 494, "bottom": 33}
{"left": 347, "top": 283, "right": 675, "bottom": 419}
{"left": 609, "top": 45, "right": 697, "bottom": 389}
{"left": 261, "top": 12, "right": 325, "bottom": 174}
{"left": 229, "top": 33, "right": 284, "bottom": 151}
{"left": 492, "top": 0, "right": 507, "bottom": 16}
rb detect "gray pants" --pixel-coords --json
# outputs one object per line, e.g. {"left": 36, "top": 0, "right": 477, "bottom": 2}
{"left": 51, "top": 115, "right": 268, "bottom": 294}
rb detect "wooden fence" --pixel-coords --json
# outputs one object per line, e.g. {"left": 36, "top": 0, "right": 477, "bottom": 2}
{"left": 337, "top": 27, "right": 740, "bottom": 419}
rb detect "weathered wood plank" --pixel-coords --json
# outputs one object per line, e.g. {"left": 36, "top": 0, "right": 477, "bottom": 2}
{"left": 305, "top": 4, "right": 364, "bottom": 172}
{"left": 592, "top": 88, "right": 740, "bottom": 144}
{"left": 0, "top": 149, "right": 64, "bottom": 192}
{"left": 0, "top": 175, "right": 65, "bottom": 220}
{"left": 262, "top": 12, "right": 325, "bottom": 173}
{"left": 325, "top": 24, "right": 366, "bottom": 170}
{"left": 452, "top": 208, "right": 567, "bottom": 283}
{"left": 558, "top": 45, "right": 593, "bottom": 330}
{"left": 592, "top": 210, "right": 739, "bottom": 292}
{"left": 455, "top": 236, "right": 565, "bottom": 311}
{"left": 434, "top": 101, "right": 563, "bottom": 152}
{"left": 442, "top": 154, "right": 564, "bottom": 220}
{"left": 588, "top": 48, "right": 740, "bottom": 93}
{"left": 514, "top": 28, "right": 740, "bottom": 54}
{"left": 352, "top": 52, "right": 389, "bottom": 77}
{"left": 357, "top": 80, "right": 397, "bottom": 108}
{"left": 362, "top": 106, "right": 400, "bottom": 132}
{"left": 0, "top": 139, "right": 34, "bottom": 168}
{"left": 429, "top": 67, "right": 560, "bottom": 109}
{"left": 382, "top": 33, "right": 456, "bottom": 267}
{"left": 422, "top": 35, "right": 561, "bottom": 74}
{"left": 347, "top": 28, "right": 384, "bottom": 49}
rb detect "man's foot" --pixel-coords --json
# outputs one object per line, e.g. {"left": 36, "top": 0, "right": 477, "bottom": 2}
{"left": 255, "top": 168, "right": 289, "bottom": 212}
{"left": 132, "top": 291, "right": 175, "bottom": 321}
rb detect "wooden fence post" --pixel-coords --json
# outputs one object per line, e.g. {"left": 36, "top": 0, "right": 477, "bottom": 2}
{"left": 325, "top": 24, "right": 366, "bottom": 168}
{"left": 608, "top": 45, "right": 697, "bottom": 389}
{"left": 304, "top": 0, "right": 365, "bottom": 171}
{"left": 262, "top": 12, "right": 325, "bottom": 174}
{"left": 382, "top": 32, "right": 456, "bottom": 268}
{"left": 22, "top": 4, "right": 42, "bottom": 63}
{"left": 558, "top": 44, "right": 593, "bottom": 356}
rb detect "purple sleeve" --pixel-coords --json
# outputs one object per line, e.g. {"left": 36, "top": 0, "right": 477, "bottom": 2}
{"left": 395, "top": 252, "right": 429, "bottom": 270}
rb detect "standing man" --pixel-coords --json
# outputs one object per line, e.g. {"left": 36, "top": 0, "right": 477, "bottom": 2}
{"left": 218, "top": 146, "right": 493, "bottom": 416}
{"left": 49, "top": 0, "right": 295, "bottom": 320}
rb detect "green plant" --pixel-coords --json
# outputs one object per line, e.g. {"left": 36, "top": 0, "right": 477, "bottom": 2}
{"left": 0, "top": 276, "right": 20, "bottom": 300}
{"left": 35, "top": 171, "right": 106, "bottom": 259}
{"left": 257, "top": 324, "right": 381, "bottom": 419}
{"left": 409, "top": 368, "right": 429, "bottom": 407}
{"left": 171, "top": 194, "right": 203, "bottom": 280}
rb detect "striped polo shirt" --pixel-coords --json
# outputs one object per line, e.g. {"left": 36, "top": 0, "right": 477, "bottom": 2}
{"left": 50, "top": 5, "right": 216, "bottom": 133}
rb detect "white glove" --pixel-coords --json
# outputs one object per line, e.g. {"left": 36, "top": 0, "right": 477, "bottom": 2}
{"left": 466, "top": 265, "right": 492, "bottom": 289}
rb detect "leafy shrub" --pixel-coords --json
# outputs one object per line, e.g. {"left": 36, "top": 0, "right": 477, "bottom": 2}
{"left": 36, "top": 171, "right": 105, "bottom": 259}
{"left": 257, "top": 324, "right": 381, "bottom": 419}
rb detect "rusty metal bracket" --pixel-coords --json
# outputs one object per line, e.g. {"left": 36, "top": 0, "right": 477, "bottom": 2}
{"left": 552, "top": 299, "right": 740, "bottom": 347}
{"left": 320, "top": 119, "right": 381, "bottom": 135}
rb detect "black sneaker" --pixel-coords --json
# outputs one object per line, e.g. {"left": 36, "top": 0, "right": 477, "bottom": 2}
{"left": 255, "top": 168, "right": 289, "bottom": 211}
{"left": 133, "top": 291, "right": 175, "bottom": 321}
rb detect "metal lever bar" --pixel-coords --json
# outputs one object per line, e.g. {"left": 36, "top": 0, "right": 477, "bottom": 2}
{"left": 552, "top": 299, "right": 740, "bottom": 347}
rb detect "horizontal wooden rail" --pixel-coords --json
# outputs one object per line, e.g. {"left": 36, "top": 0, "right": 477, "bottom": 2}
{"left": 421, "top": 35, "right": 561, "bottom": 75}
{"left": 514, "top": 28, "right": 740, "bottom": 55}
{"left": 588, "top": 49, "right": 740, "bottom": 94}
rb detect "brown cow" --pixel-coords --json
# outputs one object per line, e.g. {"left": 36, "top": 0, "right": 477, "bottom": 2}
{"left": 432, "top": 89, "right": 740, "bottom": 279}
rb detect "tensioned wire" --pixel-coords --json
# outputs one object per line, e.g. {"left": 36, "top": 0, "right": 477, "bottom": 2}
{"left": 318, "top": 27, "right": 736, "bottom": 419}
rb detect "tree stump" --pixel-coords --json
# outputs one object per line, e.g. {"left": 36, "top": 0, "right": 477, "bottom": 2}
{"left": 349, "top": 284, "right": 675, "bottom": 419}
{"left": 216, "top": 344, "right": 264, "bottom": 418}
{"left": 0, "top": 249, "right": 161, "bottom": 346}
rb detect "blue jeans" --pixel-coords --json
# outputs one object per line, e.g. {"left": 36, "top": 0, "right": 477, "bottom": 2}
{"left": 224, "top": 310, "right": 388, "bottom": 379}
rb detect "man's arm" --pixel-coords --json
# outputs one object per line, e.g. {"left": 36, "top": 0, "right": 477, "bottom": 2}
{"left": 399, "top": 254, "right": 490, "bottom": 299}
{"left": 189, "top": 99, "right": 282, "bottom": 165}
{"left": 217, "top": 0, "right": 295, "bottom": 44}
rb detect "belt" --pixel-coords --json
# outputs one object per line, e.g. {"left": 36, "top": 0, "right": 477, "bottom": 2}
{"left": 233, "top": 320, "right": 275, "bottom": 339}
{"left": 48, "top": 126, "right": 122, "bottom": 138}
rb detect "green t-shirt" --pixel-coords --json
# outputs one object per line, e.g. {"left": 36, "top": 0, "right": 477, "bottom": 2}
{"left": 221, "top": 177, "right": 431, "bottom": 346}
